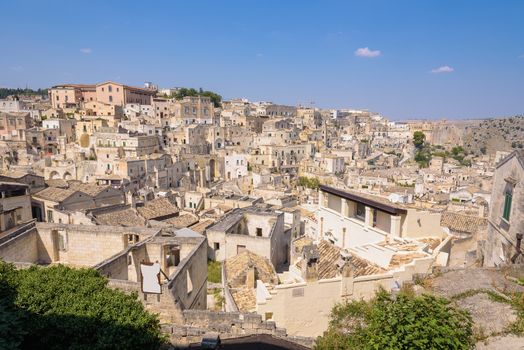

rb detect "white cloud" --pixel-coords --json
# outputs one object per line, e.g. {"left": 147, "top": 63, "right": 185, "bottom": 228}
{"left": 354, "top": 47, "right": 381, "bottom": 58}
{"left": 430, "top": 65, "right": 454, "bottom": 74}
{"left": 80, "top": 48, "right": 92, "bottom": 54}
{"left": 9, "top": 65, "right": 23, "bottom": 72}
{"left": 519, "top": 54, "right": 524, "bottom": 59}
{"left": 256, "top": 53, "right": 263, "bottom": 57}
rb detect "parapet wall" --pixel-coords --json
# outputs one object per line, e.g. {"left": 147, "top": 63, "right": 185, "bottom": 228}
{"left": 162, "top": 309, "right": 314, "bottom": 348}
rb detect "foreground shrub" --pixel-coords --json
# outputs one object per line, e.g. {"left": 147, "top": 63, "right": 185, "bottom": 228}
{"left": 316, "top": 288, "right": 473, "bottom": 350}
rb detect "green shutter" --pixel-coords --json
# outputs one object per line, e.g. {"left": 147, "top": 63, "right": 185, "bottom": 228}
{"left": 503, "top": 192, "right": 512, "bottom": 220}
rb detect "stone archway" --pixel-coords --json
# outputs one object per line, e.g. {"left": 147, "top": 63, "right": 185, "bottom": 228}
{"left": 49, "top": 171, "right": 60, "bottom": 180}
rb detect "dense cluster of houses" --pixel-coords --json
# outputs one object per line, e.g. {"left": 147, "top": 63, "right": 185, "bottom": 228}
{"left": 1, "top": 81, "right": 522, "bottom": 344}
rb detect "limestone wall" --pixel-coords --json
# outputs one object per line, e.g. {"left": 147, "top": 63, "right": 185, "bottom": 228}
{"left": 402, "top": 209, "right": 445, "bottom": 239}
{"left": 0, "top": 225, "right": 39, "bottom": 263}
{"left": 165, "top": 309, "right": 314, "bottom": 348}
{"left": 35, "top": 223, "right": 158, "bottom": 267}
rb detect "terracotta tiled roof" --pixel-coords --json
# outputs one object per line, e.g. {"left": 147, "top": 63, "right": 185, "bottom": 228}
{"left": 137, "top": 198, "right": 179, "bottom": 220}
{"left": 45, "top": 179, "right": 69, "bottom": 188}
{"left": 189, "top": 219, "right": 215, "bottom": 233}
{"left": 68, "top": 182, "right": 112, "bottom": 197}
{"left": 317, "top": 240, "right": 341, "bottom": 279}
{"left": 225, "top": 251, "right": 278, "bottom": 288}
{"left": 95, "top": 208, "right": 145, "bottom": 227}
{"left": 317, "top": 240, "right": 386, "bottom": 278}
{"left": 33, "top": 187, "right": 78, "bottom": 202}
{"left": 389, "top": 253, "right": 428, "bottom": 269}
{"left": 440, "top": 212, "right": 487, "bottom": 234}
{"left": 349, "top": 254, "right": 387, "bottom": 277}
{"left": 230, "top": 288, "right": 256, "bottom": 312}
{"left": 163, "top": 214, "right": 199, "bottom": 229}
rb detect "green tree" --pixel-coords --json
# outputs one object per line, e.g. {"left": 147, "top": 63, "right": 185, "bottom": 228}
{"left": 0, "top": 261, "right": 164, "bottom": 350}
{"left": 0, "top": 88, "right": 48, "bottom": 99}
{"left": 316, "top": 289, "right": 473, "bottom": 350}
{"left": 172, "top": 87, "right": 222, "bottom": 107}
{"left": 298, "top": 176, "right": 320, "bottom": 189}
{"left": 413, "top": 131, "right": 426, "bottom": 149}
{"left": 0, "top": 262, "right": 26, "bottom": 349}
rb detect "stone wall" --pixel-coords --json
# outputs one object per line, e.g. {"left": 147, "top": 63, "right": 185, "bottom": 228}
{"left": 0, "top": 223, "right": 39, "bottom": 263}
{"left": 162, "top": 309, "right": 314, "bottom": 348}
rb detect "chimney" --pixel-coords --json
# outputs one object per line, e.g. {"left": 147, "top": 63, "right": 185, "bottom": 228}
{"left": 338, "top": 251, "right": 354, "bottom": 278}
{"left": 245, "top": 264, "right": 256, "bottom": 288}
{"left": 478, "top": 204, "right": 485, "bottom": 218}
{"left": 301, "top": 245, "right": 319, "bottom": 282}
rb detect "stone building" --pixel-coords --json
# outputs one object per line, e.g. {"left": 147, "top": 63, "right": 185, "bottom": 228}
{"left": 483, "top": 150, "right": 524, "bottom": 266}
{"left": 206, "top": 205, "right": 290, "bottom": 269}
{"left": 0, "top": 111, "right": 32, "bottom": 141}
{"left": 49, "top": 81, "right": 156, "bottom": 108}
{"left": 0, "top": 222, "right": 208, "bottom": 323}
{"left": 317, "top": 185, "right": 447, "bottom": 249}
{"left": 0, "top": 182, "right": 32, "bottom": 232}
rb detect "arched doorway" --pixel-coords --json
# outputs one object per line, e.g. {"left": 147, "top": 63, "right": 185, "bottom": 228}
{"left": 49, "top": 171, "right": 60, "bottom": 180}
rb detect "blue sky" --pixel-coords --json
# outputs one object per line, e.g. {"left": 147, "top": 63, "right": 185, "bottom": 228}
{"left": 1, "top": 0, "right": 523, "bottom": 120}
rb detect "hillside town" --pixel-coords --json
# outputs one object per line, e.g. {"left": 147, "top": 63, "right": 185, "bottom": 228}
{"left": 0, "top": 81, "right": 522, "bottom": 349}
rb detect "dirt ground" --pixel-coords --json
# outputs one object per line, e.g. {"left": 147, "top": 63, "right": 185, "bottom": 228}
{"left": 426, "top": 267, "right": 524, "bottom": 349}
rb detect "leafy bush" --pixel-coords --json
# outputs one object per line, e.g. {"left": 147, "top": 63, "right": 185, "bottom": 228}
{"left": 315, "top": 289, "right": 473, "bottom": 350}
{"left": 298, "top": 176, "right": 320, "bottom": 189}
{"left": 207, "top": 260, "right": 222, "bottom": 283}
{"left": 171, "top": 87, "right": 222, "bottom": 107}
{"left": 413, "top": 131, "right": 426, "bottom": 149}
{"left": 0, "top": 261, "right": 164, "bottom": 350}
{"left": 415, "top": 149, "right": 431, "bottom": 168}
{"left": 0, "top": 262, "right": 26, "bottom": 349}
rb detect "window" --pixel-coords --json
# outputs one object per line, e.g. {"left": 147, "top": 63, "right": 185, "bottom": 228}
{"left": 166, "top": 246, "right": 180, "bottom": 267}
{"left": 503, "top": 189, "right": 513, "bottom": 221}
{"left": 214, "top": 242, "right": 220, "bottom": 251}
{"left": 108, "top": 85, "right": 112, "bottom": 92}
{"left": 356, "top": 203, "right": 365, "bottom": 220}
{"left": 124, "top": 234, "right": 139, "bottom": 246}
{"left": 256, "top": 228, "right": 263, "bottom": 237}
{"left": 47, "top": 210, "right": 54, "bottom": 223}
{"left": 109, "top": 95, "right": 113, "bottom": 103}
